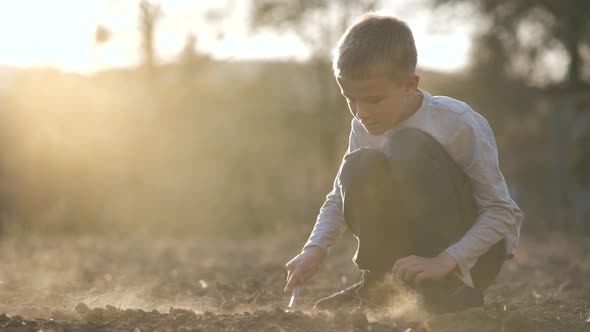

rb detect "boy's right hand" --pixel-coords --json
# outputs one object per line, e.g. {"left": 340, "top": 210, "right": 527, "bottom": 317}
{"left": 284, "top": 246, "right": 326, "bottom": 292}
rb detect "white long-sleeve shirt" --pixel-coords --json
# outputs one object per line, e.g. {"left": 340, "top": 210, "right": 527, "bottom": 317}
{"left": 304, "top": 89, "right": 523, "bottom": 288}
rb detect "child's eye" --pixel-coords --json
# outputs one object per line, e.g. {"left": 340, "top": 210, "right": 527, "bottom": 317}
{"left": 366, "top": 97, "right": 382, "bottom": 104}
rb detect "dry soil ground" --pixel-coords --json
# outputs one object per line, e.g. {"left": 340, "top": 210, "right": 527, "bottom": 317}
{"left": 0, "top": 231, "right": 589, "bottom": 331}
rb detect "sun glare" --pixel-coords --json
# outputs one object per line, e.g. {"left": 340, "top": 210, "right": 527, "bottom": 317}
{"left": 0, "top": 0, "right": 471, "bottom": 73}
{"left": 0, "top": 2, "right": 103, "bottom": 71}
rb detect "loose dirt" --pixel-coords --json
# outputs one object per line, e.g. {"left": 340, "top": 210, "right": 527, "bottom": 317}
{"left": 0, "top": 231, "right": 588, "bottom": 331}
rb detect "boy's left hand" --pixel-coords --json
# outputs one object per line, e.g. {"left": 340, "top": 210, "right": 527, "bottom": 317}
{"left": 392, "top": 251, "right": 458, "bottom": 284}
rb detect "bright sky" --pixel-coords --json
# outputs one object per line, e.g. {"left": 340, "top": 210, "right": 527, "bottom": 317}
{"left": 0, "top": 0, "right": 472, "bottom": 74}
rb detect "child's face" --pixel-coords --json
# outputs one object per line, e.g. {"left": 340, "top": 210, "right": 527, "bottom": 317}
{"left": 336, "top": 73, "right": 419, "bottom": 135}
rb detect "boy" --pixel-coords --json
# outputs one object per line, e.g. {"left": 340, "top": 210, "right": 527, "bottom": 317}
{"left": 284, "top": 13, "right": 523, "bottom": 314}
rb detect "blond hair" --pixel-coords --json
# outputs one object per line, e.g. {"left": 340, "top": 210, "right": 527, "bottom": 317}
{"left": 333, "top": 13, "right": 417, "bottom": 80}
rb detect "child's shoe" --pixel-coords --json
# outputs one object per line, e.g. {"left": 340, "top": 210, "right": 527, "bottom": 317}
{"left": 422, "top": 283, "right": 484, "bottom": 314}
{"left": 312, "top": 279, "right": 368, "bottom": 310}
{"left": 313, "top": 272, "right": 402, "bottom": 310}
{"left": 314, "top": 273, "right": 484, "bottom": 314}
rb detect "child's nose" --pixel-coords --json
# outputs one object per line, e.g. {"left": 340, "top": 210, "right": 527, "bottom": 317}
{"left": 356, "top": 105, "right": 371, "bottom": 121}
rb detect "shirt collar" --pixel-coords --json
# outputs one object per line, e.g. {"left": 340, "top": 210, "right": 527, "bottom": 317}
{"left": 384, "top": 88, "right": 429, "bottom": 136}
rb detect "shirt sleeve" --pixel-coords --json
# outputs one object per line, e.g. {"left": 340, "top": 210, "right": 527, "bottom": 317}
{"left": 444, "top": 110, "right": 523, "bottom": 286}
{"left": 303, "top": 121, "right": 360, "bottom": 252}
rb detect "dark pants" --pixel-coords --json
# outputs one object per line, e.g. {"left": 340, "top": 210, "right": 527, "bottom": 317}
{"left": 339, "top": 128, "right": 505, "bottom": 291}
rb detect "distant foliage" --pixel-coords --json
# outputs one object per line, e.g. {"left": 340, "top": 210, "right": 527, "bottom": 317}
{"left": 430, "top": 0, "right": 590, "bottom": 87}
{"left": 0, "top": 60, "right": 543, "bottom": 235}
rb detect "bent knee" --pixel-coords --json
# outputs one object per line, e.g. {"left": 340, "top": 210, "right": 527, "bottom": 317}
{"left": 385, "top": 128, "right": 451, "bottom": 168}
{"left": 340, "top": 148, "right": 388, "bottom": 189}
{"left": 344, "top": 147, "right": 385, "bottom": 166}
{"left": 386, "top": 128, "right": 435, "bottom": 158}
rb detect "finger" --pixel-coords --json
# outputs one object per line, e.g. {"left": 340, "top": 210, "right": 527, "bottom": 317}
{"left": 284, "top": 268, "right": 302, "bottom": 292}
{"left": 393, "top": 258, "right": 418, "bottom": 277}
{"left": 285, "top": 258, "right": 299, "bottom": 280}
{"left": 284, "top": 275, "right": 296, "bottom": 292}
{"left": 286, "top": 263, "right": 294, "bottom": 283}
{"left": 394, "top": 263, "right": 408, "bottom": 280}
{"left": 403, "top": 265, "right": 423, "bottom": 283}
{"left": 392, "top": 258, "right": 406, "bottom": 274}
{"left": 415, "top": 271, "right": 428, "bottom": 283}
{"left": 393, "top": 255, "right": 419, "bottom": 273}
{"left": 392, "top": 261, "right": 400, "bottom": 274}
{"left": 397, "top": 261, "right": 420, "bottom": 279}
{"left": 286, "top": 259, "right": 294, "bottom": 270}
{"left": 414, "top": 271, "right": 431, "bottom": 285}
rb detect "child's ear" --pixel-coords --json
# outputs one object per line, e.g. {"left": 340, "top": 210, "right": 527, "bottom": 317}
{"left": 404, "top": 74, "right": 420, "bottom": 95}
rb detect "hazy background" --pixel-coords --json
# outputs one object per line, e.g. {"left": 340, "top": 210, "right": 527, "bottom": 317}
{"left": 0, "top": 0, "right": 589, "bottom": 238}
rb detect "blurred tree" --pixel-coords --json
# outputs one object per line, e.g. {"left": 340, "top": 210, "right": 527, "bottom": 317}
{"left": 180, "top": 33, "right": 198, "bottom": 63}
{"left": 430, "top": 0, "right": 590, "bottom": 87}
{"left": 204, "top": 4, "right": 230, "bottom": 44}
{"left": 139, "top": 0, "right": 162, "bottom": 80}
{"left": 179, "top": 33, "right": 209, "bottom": 75}
{"left": 572, "top": 132, "right": 590, "bottom": 188}
{"left": 251, "top": 0, "right": 377, "bottom": 58}
{"left": 250, "top": 0, "right": 377, "bottom": 162}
